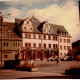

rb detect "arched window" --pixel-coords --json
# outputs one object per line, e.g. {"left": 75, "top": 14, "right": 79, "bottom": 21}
{"left": 6, "top": 42, "right": 8, "bottom": 47}
{"left": 3, "top": 42, "right": 5, "bottom": 47}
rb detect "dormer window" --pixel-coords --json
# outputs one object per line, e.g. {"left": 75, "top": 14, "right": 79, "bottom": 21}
{"left": 24, "top": 27, "right": 26, "bottom": 30}
{"left": 30, "top": 27, "right": 32, "bottom": 31}
{"left": 27, "top": 21, "right": 29, "bottom": 24}
{"left": 45, "top": 24, "right": 48, "bottom": 26}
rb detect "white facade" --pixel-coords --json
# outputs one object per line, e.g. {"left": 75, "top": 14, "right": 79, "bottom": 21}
{"left": 20, "top": 17, "right": 72, "bottom": 58}
{"left": 59, "top": 36, "right": 72, "bottom": 58}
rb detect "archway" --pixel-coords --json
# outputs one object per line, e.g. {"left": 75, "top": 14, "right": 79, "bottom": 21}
{"left": 25, "top": 52, "right": 30, "bottom": 60}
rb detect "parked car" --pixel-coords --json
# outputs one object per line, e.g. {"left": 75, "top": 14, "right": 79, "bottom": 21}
{"left": 48, "top": 57, "right": 54, "bottom": 61}
{"left": 76, "top": 55, "right": 80, "bottom": 61}
{"left": 16, "top": 63, "right": 37, "bottom": 72}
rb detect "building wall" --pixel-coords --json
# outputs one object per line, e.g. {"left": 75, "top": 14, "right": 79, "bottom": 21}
{"left": 59, "top": 36, "right": 72, "bottom": 58}
{"left": 0, "top": 40, "right": 22, "bottom": 61}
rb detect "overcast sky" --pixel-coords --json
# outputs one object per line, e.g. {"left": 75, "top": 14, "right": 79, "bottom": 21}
{"left": 0, "top": 0, "right": 79, "bottom": 42}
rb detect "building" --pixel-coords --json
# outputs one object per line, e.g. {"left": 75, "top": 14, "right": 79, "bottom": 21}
{"left": 15, "top": 16, "right": 72, "bottom": 60}
{"left": 68, "top": 40, "right": 80, "bottom": 57}
{"left": 0, "top": 15, "right": 72, "bottom": 62}
{"left": 0, "top": 16, "right": 22, "bottom": 62}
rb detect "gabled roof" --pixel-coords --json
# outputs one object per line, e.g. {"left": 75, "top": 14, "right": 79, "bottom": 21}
{"left": 15, "top": 17, "right": 71, "bottom": 37}
{"left": 30, "top": 16, "right": 40, "bottom": 22}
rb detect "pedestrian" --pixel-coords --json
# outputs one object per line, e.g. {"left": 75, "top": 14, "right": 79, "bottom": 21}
{"left": 57, "top": 59, "right": 59, "bottom": 64}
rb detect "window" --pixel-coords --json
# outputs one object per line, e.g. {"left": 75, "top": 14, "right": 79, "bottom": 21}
{"left": 25, "top": 43, "right": 28, "bottom": 47}
{"left": 29, "top": 43, "right": 31, "bottom": 47}
{"left": 18, "top": 43, "right": 19, "bottom": 47}
{"left": 30, "top": 27, "right": 32, "bottom": 31}
{"left": 3, "top": 42, "right": 8, "bottom": 47}
{"left": 67, "top": 39, "right": 70, "bottom": 43}
{"left": 3, "top": 42, "right": 5, "bottom": 47}
{"left": 55, "top": 36, "right": 57, "bottom": 40}
{"left": 44, "top": 44, "right": 46, "bottom": 48}
{"left": 39, "top": 43, "right": 41, "bottom": 48}
{"left": 49, "top": 44, "right": 51, "bottom": 48}
{"left": 45, "top": 24, "right": 48, "bottom": 26}
{"left": 60, "top": 46, "right": 62, "bottom": 50}
{"left": 43, "top": 35, "right": 46, "bottom": 39}
{"left": 6, "top": 42, "right": 8, "bottom": 47}
{"left": 53, "top": 44, "right": 55, "bottom": 49}
{"left": 55, "top": 44, "right": 58, "bottom": 48}
{"left": 13, "top": 43, "right": 15, "bottom": 47}
{"left": 53, "top": 36, "right": 55, "bottom": 40}
{"left": 33, "top": 43, "right": 36, "bottom": 48}
{"left": 64, "top": 53, "right": 66, "bottom": 56}
{"left": 33, "top": 34, "right": 36, "bottom": 39}
{"left": 38, "top": 34, "right": 41, "bottom": 39}
{"left": 60, "top": 53, "right": 62, "bottom": 56}
{"left": 43, "top": 29, "right": 45, "bottom": 32}
{"left": 24, "top": 27, "right": 26, "bottom": 30}
{"left": 49, "top": 30, "right": 50, "bottom": 33}
{"left": 60, "top": 38, "right": 62, "bottom": 42}
{"left": 48, "top": 35, "right": 51, "bottom": 40}
{"left": 4, "top": 55, "right": 8, "bottom": 60}
{"left": 64, "top": 46, "right": 66, "bottom": 50}
{"left": 25, "top": 34, "right": 27, "bottom": 38}
{"left": 27, "top": 21, "right": 29, "bottom": 24}
{"left": 67, "top": 46, "right": 70, "bottom": 50}
{"left": 64, "top": 39, "right": 66, "bottom": 43}
{"left": 28, "top": 34, "right": 31, "bottom": 39}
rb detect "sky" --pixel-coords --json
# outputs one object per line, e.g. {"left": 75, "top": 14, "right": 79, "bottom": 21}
{"left": 0, "top": 0, "right": 79, "bottom": 42}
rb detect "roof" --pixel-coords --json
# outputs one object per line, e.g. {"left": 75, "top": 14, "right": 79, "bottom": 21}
{"left": 15, "top": 17, "right": 71, "bottom": 37}
{"left": 0, "top": 21, "right": 22, "bottom": 39}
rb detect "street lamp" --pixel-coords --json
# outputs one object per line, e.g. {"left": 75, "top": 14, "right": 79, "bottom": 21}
{"left": 0, "top": 12, "right": 11, "bottom": 66}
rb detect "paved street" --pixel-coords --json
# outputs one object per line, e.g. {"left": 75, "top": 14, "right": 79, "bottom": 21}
{"left": 36, "top": 61, "right": 80, "bottom": 74}
{"left": 0, "top": 61, "right": 80, "bottom": 79}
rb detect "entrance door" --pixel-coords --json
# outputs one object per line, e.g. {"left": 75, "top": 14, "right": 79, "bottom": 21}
{"left": 36, "top": 52, "right": 41, "bottom": 60}
{"left": 25, "top": 52, "right": 30, "bottom": 60}
{"left": 43, "top": 52, "right": 47, "bottom": 60}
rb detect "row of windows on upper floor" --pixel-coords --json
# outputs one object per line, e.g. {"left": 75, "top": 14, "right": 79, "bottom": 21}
{"left": 24, "top": 33, "right": 58, "bottom": 40}
{"left": 60, "top": 38, "right": 70, "bottom": 43}
{"left": 60, "top": 46, "right": 71, "bottom": 50}
{"left": 60, "top": 53, "right": 67, "bottom": 57}
{"left": 25, "top": 43, "right": 58, "bottom": 49}
{"left": 3, "top": 42, "right": 20, "bottom": 47}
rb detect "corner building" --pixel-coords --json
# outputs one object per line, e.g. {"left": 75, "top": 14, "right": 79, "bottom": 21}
{"left": 15, "top": 16, "right": 72, "bottom": 60}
